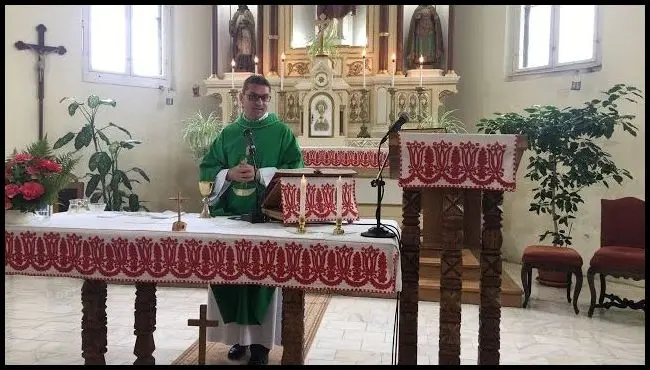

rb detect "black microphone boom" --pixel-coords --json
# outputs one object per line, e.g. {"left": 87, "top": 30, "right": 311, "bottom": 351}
{"left": 379, "top": 112, "right": 409, "bottom": 145}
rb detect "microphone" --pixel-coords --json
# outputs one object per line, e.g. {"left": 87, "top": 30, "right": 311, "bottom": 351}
{"left": 379, "top": 112, "right": 409, "bottom": 145}
{"left": 243, "top": 128, "right": 256, "bottom": 156}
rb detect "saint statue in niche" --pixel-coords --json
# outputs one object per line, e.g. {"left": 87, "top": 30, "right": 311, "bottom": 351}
{"left": 230, "top": 5, "right": 256, "bottom": 73}
{"left": 405, "top": 5, "right": 445, "bottom": 70}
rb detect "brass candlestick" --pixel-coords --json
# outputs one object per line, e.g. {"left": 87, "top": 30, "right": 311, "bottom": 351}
{"left": 229, "top": 88, "right": 240, "bottom": 122}
{"left": 277, "top": 90, "right": 287, "bottom": 121}
{"left": 297, "top": 215, "right": 307, "bottom": 234}
{"left": 333, "top": 217, "right": 344, "bottom": 235}
{"left": 388, "top": 87, "right": 397, "bottom": 124}
{"left": 415, "top": 86, "right": 426, "bottom": 124}
{"left": 357, "top": 88, "right": 371, "bottom": 138}
{"left": 198, "top": 181, "right": 214, "bottom": 219}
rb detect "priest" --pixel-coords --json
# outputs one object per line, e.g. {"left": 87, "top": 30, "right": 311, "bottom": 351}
{"left": 199, "top": 74, "right": 304, "bottom": 365}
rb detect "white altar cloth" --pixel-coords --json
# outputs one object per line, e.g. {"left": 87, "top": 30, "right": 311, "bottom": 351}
{"left": 5, "top": 213, "right": 402, "bottom": 294}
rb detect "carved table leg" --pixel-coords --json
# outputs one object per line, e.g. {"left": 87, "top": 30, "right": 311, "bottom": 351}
{"left": 478, "top": 190, "right": 504, "bottom": 365}
{"left": 439, "top": 188, "right": 464, "bottom": 365}
{"left": 281, "top": 288, "right": 305, "bottom": 365}
{"left": 133, "top": 283, "right": 157, "bottom": 365}
{"left": 399, "top": 189, "right": 421, "bottom": 365}
{"left": 81, "top": 279, "right": 108, "bottom": 365}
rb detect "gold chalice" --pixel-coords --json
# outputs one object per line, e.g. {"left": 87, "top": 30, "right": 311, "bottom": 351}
{"left": 199, "top": 181, "right": 214, "bottom": 218}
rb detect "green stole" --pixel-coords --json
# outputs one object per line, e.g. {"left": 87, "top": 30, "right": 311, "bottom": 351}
{"left": 199, "top": 112, "right": 304, "bottom": 325}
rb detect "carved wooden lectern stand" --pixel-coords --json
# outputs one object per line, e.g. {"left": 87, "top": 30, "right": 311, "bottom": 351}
{"left": 388, "top": 131, "right": 527, "bottom": 365}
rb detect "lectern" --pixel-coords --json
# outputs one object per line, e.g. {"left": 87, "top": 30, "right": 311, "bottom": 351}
{"left": 389, "top": 131, "right": 527, "bottom": 365}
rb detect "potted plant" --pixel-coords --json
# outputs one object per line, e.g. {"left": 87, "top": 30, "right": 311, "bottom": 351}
{"left": 181, "top": 110, "right": 224, "bottom": 161}
{"left": 418, "top": 107, "right": 468, "bottom": 133}
{"left": 5, "top": 136, "right": 80, "bottom": 223}
{"left": 477, "top": 84, "right": 643, "bottom": 286}
{"left": 54, "top": 94, "right": 151, "bottom": 212}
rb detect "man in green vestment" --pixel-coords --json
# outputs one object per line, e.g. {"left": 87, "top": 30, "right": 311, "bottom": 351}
{"left": 199, "top": 75, "right": 304, "bottom": 365}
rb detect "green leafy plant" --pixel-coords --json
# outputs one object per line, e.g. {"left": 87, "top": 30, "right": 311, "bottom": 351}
{"left": 181, "top": 110, "right": 224, "bottom": 160}
{"left": 418, "top": 107, "right": 468, "bottom": 133}
{"left": 305, "top": 20, "right": 341, "bottom": 59}
{"left": 477, "top": 84, "right": 643, "bottom": 247}
{"left": 54, "top": 94, "right": 151, "bottom": 212}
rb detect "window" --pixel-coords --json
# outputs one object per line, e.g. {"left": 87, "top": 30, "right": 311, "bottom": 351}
{"left": 508, "top": 5, "right": 601, "bottom": 77}
{"left": 82, "top": 5, "right": 172, "bottom": 88}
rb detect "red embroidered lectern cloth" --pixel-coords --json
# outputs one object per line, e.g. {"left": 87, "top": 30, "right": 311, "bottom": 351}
{"left": 302, "top": 147, "right": 389, "bottom": 170}
{"left": 280, "top": 177, "right": 360, "bottom": 224}
{"left": 398, "top": 133, "right": 522, "bottom": 191}
{"left": 5, "top": 213, "right": 400, "bottom": 294}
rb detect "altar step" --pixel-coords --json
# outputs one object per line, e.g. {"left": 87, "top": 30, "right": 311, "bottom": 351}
{"left": 418, "top": 249, "right": 523, "bottom": 308}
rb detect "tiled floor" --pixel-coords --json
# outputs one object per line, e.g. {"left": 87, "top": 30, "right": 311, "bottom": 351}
{"left": 5, "top": 262, "right": 645, "bottom": 365}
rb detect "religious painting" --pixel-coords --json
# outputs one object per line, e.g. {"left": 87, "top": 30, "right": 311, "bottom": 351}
{"left": 309, "top": 93, "right": 334, "bottom": 137}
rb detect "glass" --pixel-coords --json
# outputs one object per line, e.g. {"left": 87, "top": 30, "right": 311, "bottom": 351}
{"left": 558, "top": 5, "right": 595, "bottom": 64}
{"left": 90, "top": 5, "right": 127, "bottom": 73}
{"left": 518, "top": 5, "right": 551, "bottom": 69}
{"left": 246, "top": 93, "right": 272, "bottom": 102}
{"left": 132, "top": 5, "right": 163, "bottom": 77}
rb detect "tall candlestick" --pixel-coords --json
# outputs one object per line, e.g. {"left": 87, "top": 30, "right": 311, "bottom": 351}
{"left": 391, "top": 53, "right": 396, "bottom": 88}
{"left": 280, "top": 52, "right": 286, "bottom": 91}
{"left": 362, "top": 48, "right": 367, "bottom": 89}
{"left": 254, "top": 56, "right": 259, "bottom": 75}
{"left": 336, "top": 176, "right": 343, "bottom": 219}
{"left": 231, "top": 59, "right": 236, "bottom": 89}
{"left": 299, "top": 175, "right": 307, "bottom": 218}
{"left": 419, "top": 55, "right": 424, "bottom": 87}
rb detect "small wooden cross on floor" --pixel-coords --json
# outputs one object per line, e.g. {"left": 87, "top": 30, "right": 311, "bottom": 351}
{"left": 188, "top": 304, "right": 219, "bottom": 365}
{"left": 169, "top": 191, "right": 189, "bottom": 231}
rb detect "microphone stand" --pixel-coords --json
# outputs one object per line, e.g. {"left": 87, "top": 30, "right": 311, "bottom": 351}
{"left": 361, "top": 135, "right": 396, "bottom": 239}
{"left": 242, "top": 143, "right": 268, "bottom": 224}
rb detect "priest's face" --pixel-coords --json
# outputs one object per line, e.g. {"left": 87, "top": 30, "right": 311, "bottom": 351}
{"left": 240, "top": 83, "right": 271, "bottom": 121}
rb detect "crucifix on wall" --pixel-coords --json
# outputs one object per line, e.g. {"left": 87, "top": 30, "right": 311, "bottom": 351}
{"left": 14, "top": 24, "right": 67, "bottom": 140}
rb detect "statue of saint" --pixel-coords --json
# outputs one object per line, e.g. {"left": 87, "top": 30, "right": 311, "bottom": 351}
{"left": 405, "top": 5, "right": 445, "bottom": 70}
{"left": 230, "top": 5, "right": 256, "bottom": 73}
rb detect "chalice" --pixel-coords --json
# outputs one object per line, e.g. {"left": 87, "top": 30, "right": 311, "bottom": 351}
{"left": 199, "top": 181, "right": 214, "bottom": 218}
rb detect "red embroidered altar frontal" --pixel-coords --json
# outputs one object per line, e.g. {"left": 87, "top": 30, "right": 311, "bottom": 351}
{"left": 397, "top": 133, "right": 522, "bottom": 191}
{"left": 302, "top": 147, "right": 389, "bottom": 170}
{"left": 5, "top": 213, "right": 401, "bottom": 294}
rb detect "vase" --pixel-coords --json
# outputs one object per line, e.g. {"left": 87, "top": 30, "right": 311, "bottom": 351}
{"left": 5, "top": 210, "right": 36, "bottom": 225}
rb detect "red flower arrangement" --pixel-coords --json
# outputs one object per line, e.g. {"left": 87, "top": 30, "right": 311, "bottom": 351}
{"left": 5, "top": 137, "right": 79, "bottom": 213}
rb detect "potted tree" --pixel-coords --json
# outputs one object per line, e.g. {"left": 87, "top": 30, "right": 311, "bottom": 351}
{"left": 477, "top": 84, "right": 644, "bottom": 286}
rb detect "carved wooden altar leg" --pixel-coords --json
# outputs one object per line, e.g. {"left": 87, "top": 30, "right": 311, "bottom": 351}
{"left": 281, "top": 288, "right": 305, "bottom": 365}
{"left": 478, "top": 190, "right": 504, "bottom": 365}
{"left": 81, "top": 279, "right": 107, "bottom": 365}
{"left": 399, "top": 189, "right": 421, "bottom": 365}
{"left": 439, "top": 188, "right": 464, "bottom": 365}
{"left": 133, "top": 283, "right": 157, "bottom": 365}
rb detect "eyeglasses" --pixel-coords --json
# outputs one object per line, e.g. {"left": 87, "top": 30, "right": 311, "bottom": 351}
{"left": 246, "top": 93, "right": 271, "bottom": 102}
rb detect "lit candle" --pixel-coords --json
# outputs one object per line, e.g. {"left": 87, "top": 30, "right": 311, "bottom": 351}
{"left": 419, "top": 55, "right": 424, "bottom": 87}
{"left": 391, "top": 53, "right": 396, "bottom": 88}
{"left": 254, "top": 56, "right": 259, "bottom": 75}
{"left": 231, "top": 59, "right": 236, "bottom": 89}
{"left": 299, "top": 175, "right": 307, "bottom": 218}
{"left": 280, "top": 52, "right": 286, "bottom": 91}
{"left": 362, "top": 48, "right": 367, "bottom": 89}
{"left": 336, "top": 176, "right": 343, "bottom": 219}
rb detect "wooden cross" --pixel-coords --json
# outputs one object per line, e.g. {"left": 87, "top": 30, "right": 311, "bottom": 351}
{"left": 169, "top": 191, "right": 189, "bottom": 231}
{"left": 14, "top": 24, "right": 67, "bottom": 140}
{"left": 187, "top": 304, "right": 219, "bottom": 365}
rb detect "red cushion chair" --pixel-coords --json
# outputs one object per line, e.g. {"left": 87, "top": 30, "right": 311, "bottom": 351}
{"left": 587, "top": 197, "right": 646, "bottom": 317}
{"left": 521, "top": 245, "right": 584, "bottom": 314}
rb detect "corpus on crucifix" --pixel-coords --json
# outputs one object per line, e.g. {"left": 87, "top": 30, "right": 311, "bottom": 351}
{"left": 313, "top": 13, "right": 332, "bottom": 57}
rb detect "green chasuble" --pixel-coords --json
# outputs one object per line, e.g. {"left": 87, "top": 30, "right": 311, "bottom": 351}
{"left": 199, "top": 113, "right": 304, "bottom": 325}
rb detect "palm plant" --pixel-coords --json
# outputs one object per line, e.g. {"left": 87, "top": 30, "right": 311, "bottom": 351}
{"left": 181, "top": 110, "right": 224, "bottom": 160}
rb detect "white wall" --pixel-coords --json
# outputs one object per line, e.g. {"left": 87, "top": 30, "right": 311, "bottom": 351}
{"left": 449, "top": 5, "right": 646, "bottom": 278}
{"left": 5, "top": 5, "right": 215, "bottom": 212}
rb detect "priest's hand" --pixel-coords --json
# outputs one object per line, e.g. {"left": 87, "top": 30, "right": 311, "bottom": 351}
{"left": 227, "top": 163, "right": 256, "bottom": 183}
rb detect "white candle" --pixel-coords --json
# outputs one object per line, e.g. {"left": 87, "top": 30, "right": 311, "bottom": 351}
{"left": 419, "top": 55, "right": 424, "bottom": 87}
{"left": 280, "top": 52, "right": 286, "bottom": 91}
{"left": 299, "top": 175, "right": 307, "bottom": 218}
{"left": 254, "top": 56, "right": 259, "bottom": 75}
{"left": 231, "top": 59, "right": 236, "bottom": 89}
{"left": 391, "top": 53, "right": 396, "bottom": 88}
{"left": 362, "top": 48, "right": 367, "bottom": 89}
{"left": 336, "top": 176, "right": 343, "bottom": 219}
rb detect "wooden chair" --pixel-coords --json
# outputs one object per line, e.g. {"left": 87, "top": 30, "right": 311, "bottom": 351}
{"left": 53, "top": 181, "right": 84, "bottom": 213}
{"left": 587, "top": 197, "right": 645, "bottom": 317}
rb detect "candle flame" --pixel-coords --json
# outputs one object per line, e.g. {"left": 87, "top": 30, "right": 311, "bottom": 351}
{"left": 362, "top": 48, "right": 367, "bottom": 58}
{"left": 419, "top": 55, "right": 424, "bottom": 64}
{"left": 391, "top": 53, "right": 396, "bottom": 62}
{"left": 254, "top": 56, "right": 259, "bottom": 64}
{"left": 231, "top": 59, "right": 236, "bottom": 67}
{"left": 281, "top": 52, "right": 286, "bottom": 61}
